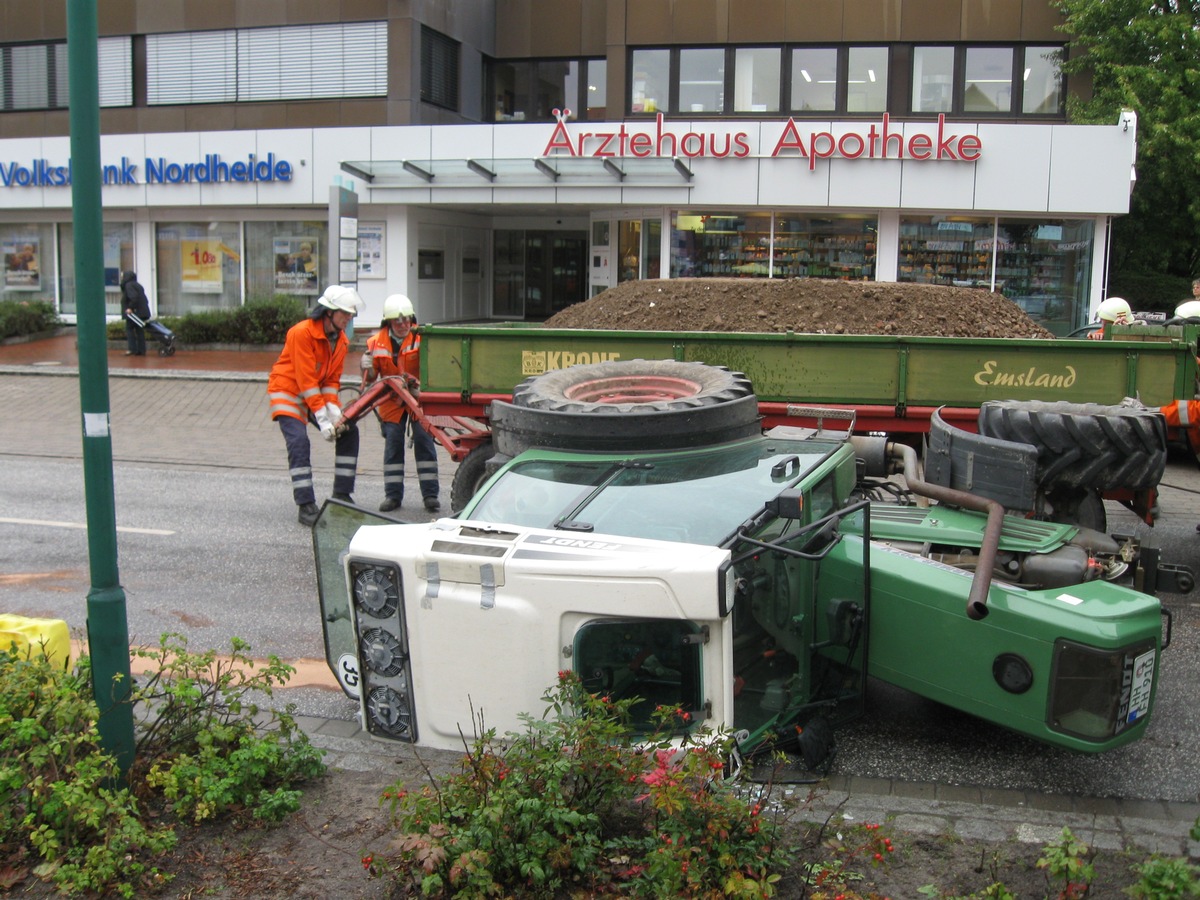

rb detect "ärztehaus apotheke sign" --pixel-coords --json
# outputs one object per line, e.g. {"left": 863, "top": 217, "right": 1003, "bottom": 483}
{"left": 0, "top": 153, "right": 293, "bottom": 188}
{"left": 543, "top": 111, "right": 983, "bottom": 171}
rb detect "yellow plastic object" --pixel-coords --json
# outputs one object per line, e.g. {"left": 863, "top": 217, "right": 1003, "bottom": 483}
{"left": 0, "top": 614, "right": 72, "bottom": 669}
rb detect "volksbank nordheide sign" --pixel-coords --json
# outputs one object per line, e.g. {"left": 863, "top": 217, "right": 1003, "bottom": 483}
{"left": 0, "top": 153, "right": 293, "bottom": 187}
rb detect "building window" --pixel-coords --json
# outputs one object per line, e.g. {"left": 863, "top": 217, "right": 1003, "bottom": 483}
{"left": 911, "top": 45, "right": 1061, "bottom": 116}
{"left": 245, "top": 221, "right": 326, "bottom": 301}
{"left": 586, "top": 59, "right": 606, "bottom": 119}
{"left": 670, "top": 212, "right": 876, "bottom": 279}
{"left": 422, "top": 26, "right": 460, "bottom": 111}
{"left": 847, "top": 47, "right": 888, "bottom": 112}
{"left": 0, "top": 223, "right": 55, "bottom": 302}
{"left": 147, "top": 23, "right": 386, "bottom": 105}
{"left": 964, "top": 47, "right": 1014, "bottom": 113}
{"left": 733, "top": 47, "right": 780, "bottom": 112}
{"left": 58, "top": 222, "right": 135, "bottom": 317}
{"left": 1022, "top": 46, "right": 1064, "bottom": 115}
{"left": 0, "top": 37, "right": 130, "bottom": 111}
{"left": 154, "top": 222, "right": 243, "bottom": 316}
{"left": 911, "top": 46, "right": 954, "bottom": 113}
{"left": 680, "top": 48, "right": 725, "bottom": 113}
{"left": 488, "top": 57, "right": 602, "bottom": 121}
{"left": 630, "top": 48, "right": 669, "bottom": 114}
{"left": 897, "top": 216, "right": 1093, "bottom": 334}
{"left": 790, "top": 48, "right": 837, "bottom": 112}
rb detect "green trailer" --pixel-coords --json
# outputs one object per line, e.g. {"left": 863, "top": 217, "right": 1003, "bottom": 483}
{"left": 417, "top": 322, "right": 1197, "bottom": 434}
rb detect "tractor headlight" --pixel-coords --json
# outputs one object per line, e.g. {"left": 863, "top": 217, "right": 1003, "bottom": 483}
{"left": 1048, "top": 639, "right": 1157, "bottom": 740}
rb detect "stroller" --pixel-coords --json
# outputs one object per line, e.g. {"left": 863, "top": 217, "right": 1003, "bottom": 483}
{"left": 126, "top": 312, "right": 177, "bottom": 357}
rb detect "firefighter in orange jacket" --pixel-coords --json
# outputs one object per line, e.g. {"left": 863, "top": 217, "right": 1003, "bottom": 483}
{"left": 362, "top": 293, "right": 441, "bottom": 513}
{"left": 268, "top": 285, "right": 363, "bottom": 526}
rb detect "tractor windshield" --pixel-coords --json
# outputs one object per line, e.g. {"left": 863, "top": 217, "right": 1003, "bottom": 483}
{"left": 465, "top": 436, "right": 837, "bottom": 546}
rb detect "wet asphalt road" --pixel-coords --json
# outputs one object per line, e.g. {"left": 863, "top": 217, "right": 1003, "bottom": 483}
{"left": 1, "top": 368, "right": 1199, "bottom": 804}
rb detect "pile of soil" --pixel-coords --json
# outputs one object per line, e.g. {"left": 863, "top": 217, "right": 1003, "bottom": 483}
{"left": 546, "top": 277, "right": 1055, "bottom": 339}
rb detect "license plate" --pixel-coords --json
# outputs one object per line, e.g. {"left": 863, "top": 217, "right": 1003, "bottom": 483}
{"left": 1125, "top": 649, "right": 1156, "bottom": 723}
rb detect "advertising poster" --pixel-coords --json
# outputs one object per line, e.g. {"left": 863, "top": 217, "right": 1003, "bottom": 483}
{"left": 273, "top": 237, "right": 319, "bottom": 295}
{"left": 357, "top": 222, "right": 385, "bottom": 279}
{"left": 180, "top": 238, "right": 224, "bottom": 293}
{"left": 4, "top": 238, "right": 40, "bottom": 290}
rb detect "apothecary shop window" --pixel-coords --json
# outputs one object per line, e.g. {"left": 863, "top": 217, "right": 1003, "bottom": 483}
{"left": 155, "top": 222, "right": 242, "bottom": 315}
{"left": 58, "top": 222, "right": 134, "bottom": 316}
{"left": 630, "top": 49, "right": 669, "bottom": 113}
{"left": 245, "top": 221, "right": 327, "bottom": 302}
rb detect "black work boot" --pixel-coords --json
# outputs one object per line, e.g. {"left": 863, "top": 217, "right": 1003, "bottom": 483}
{"left": 380, "top": 497, "right": 401, "bottom": 512}
{"left": 297, "top": 502, "right": 318, "bottom": 526}
{"left": 423, "top": 497, "right": 441, "bottom": 512}
{"left": 332, "top": 492, "right": 354, "bottom": 504}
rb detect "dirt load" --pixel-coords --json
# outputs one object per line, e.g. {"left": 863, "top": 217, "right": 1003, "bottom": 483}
{"left": 545, "top": 277, "right": 1056, "bottom": 339}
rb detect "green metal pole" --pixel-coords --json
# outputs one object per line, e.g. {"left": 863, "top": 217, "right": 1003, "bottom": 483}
{"left": 68, "top": 0, "right": 135, "bottom": 775}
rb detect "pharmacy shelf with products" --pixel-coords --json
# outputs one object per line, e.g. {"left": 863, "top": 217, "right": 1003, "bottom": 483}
{"left": 677, "top": 226, "right": 875, "bottom": 279}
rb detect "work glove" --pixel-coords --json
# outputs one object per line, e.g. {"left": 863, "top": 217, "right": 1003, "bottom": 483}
{"left": 326, "top": 403, "right": 343, "bottom": 428}
{"left": 360, "top": 350, "right": 372, "bottom": 372}
{"left": 313, "top": 406, "right": 337, "bottom": 442}
{"left": 404, "top": 375, "right": 421, "bottom": 399}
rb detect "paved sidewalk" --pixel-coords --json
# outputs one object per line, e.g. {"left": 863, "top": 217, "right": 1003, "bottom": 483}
{"left": 5, "top": 329, "right": 1200, "bottom": 859}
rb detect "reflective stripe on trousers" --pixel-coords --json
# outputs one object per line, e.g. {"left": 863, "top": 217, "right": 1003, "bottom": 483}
{"left": 278, "top": 415, "right": 359, "bottom": 505}
{"left": 381, "top": 416, "right": 439, "bottom": 502}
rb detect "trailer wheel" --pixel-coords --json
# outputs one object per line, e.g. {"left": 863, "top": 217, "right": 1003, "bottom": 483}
{"left": 451, "top": 441, "right": 495, "bottom": 513}
{"left": 490, "top": 359, "right": 762, "bottom": 456}
{"left": 978, "top": 400, "right": 1167, "bottom": 492}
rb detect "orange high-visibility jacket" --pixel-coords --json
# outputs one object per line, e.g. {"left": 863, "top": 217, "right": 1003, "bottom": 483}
{"left": 365, "top": 326, "right": 421, "bottom": 424}
{"left": 1161, "top": 399, "right": 1200, "bottom": 461}
{"left": 267, "top": 317, "right": 347, "bottom": 422}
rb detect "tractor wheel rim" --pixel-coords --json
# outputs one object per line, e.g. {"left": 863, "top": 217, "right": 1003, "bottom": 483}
{"left": 563, "top": 375, "right": 703, "bottom": 405}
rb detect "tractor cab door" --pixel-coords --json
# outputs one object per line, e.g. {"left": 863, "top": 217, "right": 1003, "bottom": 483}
{"left": 312, "top": 500, "right": 407, "bottom": 698}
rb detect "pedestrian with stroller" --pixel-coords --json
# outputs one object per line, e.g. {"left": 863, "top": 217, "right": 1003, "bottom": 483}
{"left": 268, "top": 285, "right": 363, "bottom": 526}
{"left": 120, "top": 271, "right": 151, "bottom": 356}
{"left": 362, "top": 293, "right": 441, "bottom": 513}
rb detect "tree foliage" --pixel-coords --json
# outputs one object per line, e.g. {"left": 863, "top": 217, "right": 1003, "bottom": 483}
{"left": 1055, "top": 0, "right": 1200, "bottom": 280}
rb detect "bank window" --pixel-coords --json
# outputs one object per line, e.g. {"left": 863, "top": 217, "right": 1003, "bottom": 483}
{"left": 148, "top": 23, "right": 386, "bottom": 106}
{"left": 630, "top": 48, "right": 669, "bottom": 114}
{"left": 1, "top": 223, "right": 56, "bottom": 305}
{"left": 1023, "top": 46, "right": 1063, "bottom": 115}
{"left": 734, "top": 47, "right": 780, "bottom": 112}
{"left": 0, "top": 38, "right": 130, "bottom": 111}
{"left": 488, "top": 57, "right": 603, "bottom": 122}
{"left": 245, "top": 221, "right": 326, "bottom": 302}
{"left": 422, "top": 27, "right": 460, "bottom": 110}
{"left": 154, "top": 222, "right": 243, "bottom": 316}
{"left": 58, "top": 222, "right": 134, "bottom": 317}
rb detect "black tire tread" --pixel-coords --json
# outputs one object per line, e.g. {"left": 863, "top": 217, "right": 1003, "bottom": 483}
{"left": 978, "top": 400, "right": 1166, "bottom": 491}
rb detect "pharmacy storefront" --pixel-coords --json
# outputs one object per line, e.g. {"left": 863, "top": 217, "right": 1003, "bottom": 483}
{"left": 0, "top": 110, "right": 1135, "bottom": 334}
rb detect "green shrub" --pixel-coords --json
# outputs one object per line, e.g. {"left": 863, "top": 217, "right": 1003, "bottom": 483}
{"left": 373, "top": 670, "right": 791, "bottom": 898}
{"left": 0, "top": 298, "right": 59, "bottom": 339}
{"left": 105, "top": 295, "right": 307, "bottom": 344}
{"left": 0, "top": 648, "right": 176, "bottom": 897}
{"left": 132, "top": 633, "right": 326, "bottom": 824}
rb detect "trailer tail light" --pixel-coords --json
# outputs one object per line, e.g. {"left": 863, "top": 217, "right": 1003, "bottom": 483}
{"left": 349, "top": 560, "right": 417, "bottom": 743}
{"left": 1048, "top": 639, "right": 1156, "bottom": 741}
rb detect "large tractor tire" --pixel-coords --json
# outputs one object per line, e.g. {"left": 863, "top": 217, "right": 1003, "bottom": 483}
{"left": 450, "top": 441, "right": 496, "bottom": 513}
{"left": 978, "top": 400, "right": 1167, "bottom": 492}
{"left": 489, "top": 359, "right": 762, "bottom": 459}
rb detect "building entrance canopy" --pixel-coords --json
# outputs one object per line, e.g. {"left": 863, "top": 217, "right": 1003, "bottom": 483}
{"left": 340, "top": 156, "right": 695, "bottom": 189}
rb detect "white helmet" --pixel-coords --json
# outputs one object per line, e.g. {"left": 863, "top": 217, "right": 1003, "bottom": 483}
{"left": 1097, "top": 296, "right": 1132, "bottom": 323}
{"left": 317, "top": 285, "right": 364, "bottom": 315}
{"left": 382, "top": 293, "right": 415, "bottom": 321}
{"left": 1176, "top": 300, "right": 1200, "bottom": 319}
